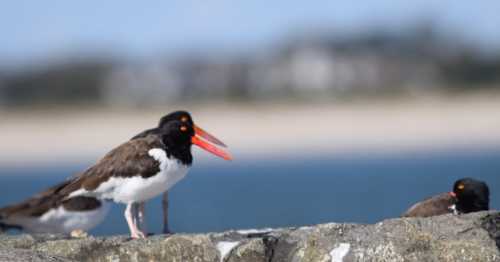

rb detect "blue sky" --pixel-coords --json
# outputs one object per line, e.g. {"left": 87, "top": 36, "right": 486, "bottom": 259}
{"left": 1, "top": 0, "right": 500, "bottom": 66}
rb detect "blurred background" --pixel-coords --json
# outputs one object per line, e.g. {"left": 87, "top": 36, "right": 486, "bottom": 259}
{"left": 0, "top": 1, "right": 499, "bottom": 235}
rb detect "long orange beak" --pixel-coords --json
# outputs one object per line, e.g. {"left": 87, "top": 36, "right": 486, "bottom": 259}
{"left": 192, "top": 135, "right": 232, "bottom": 160}
{"left": 194, "top": 125, "right": 227, "bottom": 147}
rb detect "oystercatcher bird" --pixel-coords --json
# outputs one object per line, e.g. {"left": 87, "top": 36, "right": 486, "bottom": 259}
{"left": 0, "top": 179, "right": 110, "bottom": 235}
{"left": 402, "top": 178, "right": 489, "bottom": 217}
{"left": 130, "top": 110, "right": 228, "bottom": 234}
{"left": 59, "top": 119, "right": 231, "bottom": 238}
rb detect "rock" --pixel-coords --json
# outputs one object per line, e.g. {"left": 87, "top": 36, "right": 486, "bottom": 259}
{"left": 271, "top": 213, "right": 499, "bottom": 262}
{"left": 0, "top": 211, "right": 498, "bottom": 262}
{"left": 225, "top": 238, "right": 267, "bottom": 262}
{"left": 0, "top": 248, "right": 71, "bottom": 262}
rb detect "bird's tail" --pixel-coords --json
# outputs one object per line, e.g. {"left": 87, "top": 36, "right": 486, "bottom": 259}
{"left": 0, "top": 222, "right": 7, "bottom": 233}
{"left": 0, "top": 214, "right": 22, "bottom": 233}
{"left": 0, "top": 221, "right": 23, "bottom": 233}
{"left": 0, "top": 214, "right": 4, "bottom": 233}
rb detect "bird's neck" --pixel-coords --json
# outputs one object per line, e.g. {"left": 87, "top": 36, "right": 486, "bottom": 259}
{"left": 457, "top": 198, "right": 488, "bottom": 213}
{"left": 161, "top": 136, "right": 193, "bottom": 166}
{"left": 131, "top": 127, "right": 160, "bottom": 140}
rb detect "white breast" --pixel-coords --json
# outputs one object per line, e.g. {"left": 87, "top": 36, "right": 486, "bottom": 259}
{"left": 8, "top": 201, "right": 111, "bottom": 234}
{"left": 71, "top": 148, "right": 190, "bottom": 204}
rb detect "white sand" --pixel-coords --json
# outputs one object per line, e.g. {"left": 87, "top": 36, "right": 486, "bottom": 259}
{"left": 1, "top": 94, "right": 500, "bottom": 167}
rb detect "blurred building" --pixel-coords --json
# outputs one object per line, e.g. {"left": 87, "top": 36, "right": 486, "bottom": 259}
{"left": 102, "top": 63, "right": 183, "bottom": 106}
{"left": 0, "top": 25, "right": 497, "bottom": 108}
{"left": 101, "top": 30, "right": 443, "bottom": 104}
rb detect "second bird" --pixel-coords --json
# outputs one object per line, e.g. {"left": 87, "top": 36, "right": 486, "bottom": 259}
{"left": 402, "top": 178, "right": 489, "bottom": 218}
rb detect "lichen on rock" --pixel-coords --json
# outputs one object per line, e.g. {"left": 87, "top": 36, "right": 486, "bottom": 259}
{"left": 0, "top": 211, "right": 498, "bottom": 262}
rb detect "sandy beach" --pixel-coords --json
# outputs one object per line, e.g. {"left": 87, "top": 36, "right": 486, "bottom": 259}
{"left": 1, "top": 93, "right": 500, "bottom": 167}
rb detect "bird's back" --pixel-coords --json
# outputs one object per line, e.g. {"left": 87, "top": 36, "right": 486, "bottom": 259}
{"left": 58, "top": 136, "right": 166, "bottom": 198}
{"left": 402, "top": 192, "right": 456, "bottom": 218}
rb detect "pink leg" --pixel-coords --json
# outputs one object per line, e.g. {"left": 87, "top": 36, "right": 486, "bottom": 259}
{"left": 162, "top": 192, "right": 171, "bottom": 234}
{"left": 137, "top": 202, "right": 148, "bottom": 235}
{"left": 125, "top": 203, "right": 146, "bottom": 239}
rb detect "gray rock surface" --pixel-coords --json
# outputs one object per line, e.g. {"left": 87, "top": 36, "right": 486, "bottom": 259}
{"left": 0, "top": 211, "right": 498, "bottom": 262}
{"left": 0, "top": 248, "right": 70, "bottom": 262}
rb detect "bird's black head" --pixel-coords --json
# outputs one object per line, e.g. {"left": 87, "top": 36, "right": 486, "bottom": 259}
{"left": 160, "top": 120, "right": 195, "bottom": 165}
{"left": 158, "top": 111, "right": 194, "bottom": 128}
{"left": 131, "top": 110, "right": 195, "bottom": 141}
{"left": 453, "top": 178, "right": 489, "bottom": 213}
{"left": 159, "top": 119, "right": 232, "bottom": 163}
{"left": 158, "top": 110, "right": 228, "bottom": 149}
{"left": 132, "top": 111, "right": 231, "bottom": 163}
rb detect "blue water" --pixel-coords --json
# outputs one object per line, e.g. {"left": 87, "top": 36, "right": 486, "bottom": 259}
{"left": 0, "top": 149, "right": 498, "bottom": 236}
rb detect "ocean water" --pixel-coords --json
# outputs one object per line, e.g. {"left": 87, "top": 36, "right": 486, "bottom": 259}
{"left": 0, "top": 149, "right": 498, "bottom": 236}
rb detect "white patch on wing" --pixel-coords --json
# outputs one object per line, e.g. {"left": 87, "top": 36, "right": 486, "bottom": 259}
{"left": 216, "top": 241, "right": 240, "bottom": 262}
{"left": 7, "top": 201, "right": 111, "bottom": 234}
{"left": 237, "top": 228, "right": 274, "bottom": 234}
{"left": 148, "top": 148, "right": 168, "bottom": 170}
{"left": 70, "top": 148, "right": 189, "bottom": 203}
{"left": 329, "top": 243, "right": 350, "bottom": 262}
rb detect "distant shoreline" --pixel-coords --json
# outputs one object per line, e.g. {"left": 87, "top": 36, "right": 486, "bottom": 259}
{"left": 2, "top": 93, "right": 500, "bottom": 167}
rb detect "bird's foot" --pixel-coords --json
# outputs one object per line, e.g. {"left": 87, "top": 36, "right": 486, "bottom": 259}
{"left": 130, "top": 230, "right": 147, "bottom": 239}
{"left": 162, "top": 229, "right": 174, "bottom": 236}
{"left": 70, "top": 229, "right": 88, "bottom": 238}
{"left": 163, "top": 231, "right": 173, "bottom": 235}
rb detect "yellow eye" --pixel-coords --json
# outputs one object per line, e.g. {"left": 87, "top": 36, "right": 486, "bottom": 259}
{"left": 458, "top": 184, "right": 465, "bottom": 190}
{"left": 181, "top": 116, "right": 188, "bottom": 122}
{"left": 180, "top": 126, "right": 188, "bottom": 132}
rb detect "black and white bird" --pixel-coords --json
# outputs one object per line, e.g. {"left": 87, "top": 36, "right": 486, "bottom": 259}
{"left": 0, "top": 179, "right": 110, "bottom": 235}
{"left": 59, "top": 119, "right": 231, "bottom": 238}
{"left": 130, "top": 110, "right": 228, "bottom": 234}
{"left": 402, "top": 178, "right": 490, "bottom": 217}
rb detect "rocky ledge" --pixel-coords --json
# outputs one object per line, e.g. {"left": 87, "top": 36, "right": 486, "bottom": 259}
{"left": 0, "top": 211, "right": 498, "bottom": 262}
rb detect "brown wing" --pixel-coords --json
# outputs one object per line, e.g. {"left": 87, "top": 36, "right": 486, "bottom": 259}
{"left": 59, "top": 136, "right": 164, "bottom": 195}
{"left": 0, "top": 180, "right": 72, "bottom": 218}
{"left": 0, "top": 180, "right": 101, "bottom": 226}
{"left": 402, "top": 192, "right": 456, "bottom": 218}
